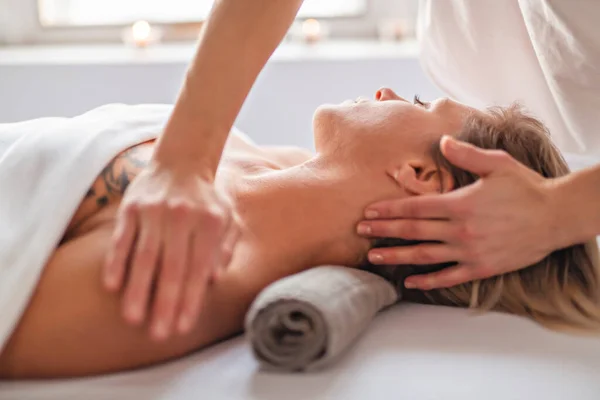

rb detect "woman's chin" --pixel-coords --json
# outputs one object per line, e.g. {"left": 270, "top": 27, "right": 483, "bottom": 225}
{"left": 314, "top": 103, "right": 338, "bottom": 117}
{"left": 312, "top": 101, "right": 357, "bottom": 153}
{"left": 313, "top": 103, "right": 347, "bottom": 126}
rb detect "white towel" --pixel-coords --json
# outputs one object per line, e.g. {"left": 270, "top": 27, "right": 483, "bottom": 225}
{"left": 0, "top": 104, "right": 171, "bottom": 351}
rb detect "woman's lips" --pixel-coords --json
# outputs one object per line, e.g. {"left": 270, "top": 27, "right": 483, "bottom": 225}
{"left": 341, "top": 97, "right": 370, "bottom": 106}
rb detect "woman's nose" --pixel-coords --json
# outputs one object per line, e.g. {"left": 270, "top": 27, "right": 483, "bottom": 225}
{"left": 375, "top": 87, "right": 405, "bottom": 102}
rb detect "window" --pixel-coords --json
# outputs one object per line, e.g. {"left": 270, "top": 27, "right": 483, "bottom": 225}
{"left": 0, "top": 0, "right": 417, "bottom": 45}
{"left": 39, "top": 0, "right": 368, "bottom": 27}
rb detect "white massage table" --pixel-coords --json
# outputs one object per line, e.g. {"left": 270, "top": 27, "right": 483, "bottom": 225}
{"left": 2, "top": 304, "right": 600, "bottom": 400}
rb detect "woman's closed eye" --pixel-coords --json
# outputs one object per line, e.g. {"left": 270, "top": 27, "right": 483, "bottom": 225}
{"left": 413, "top": 95, "right": 431, "bottom": 109}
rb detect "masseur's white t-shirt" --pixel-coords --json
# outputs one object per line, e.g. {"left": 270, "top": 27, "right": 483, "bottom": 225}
{"left": 417, "top": 0, "right": 600, "bottom": 156}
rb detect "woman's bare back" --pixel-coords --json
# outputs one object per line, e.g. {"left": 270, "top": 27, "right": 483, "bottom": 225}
{"left": 0, "top": 132, "right": 312, "bottom": 379}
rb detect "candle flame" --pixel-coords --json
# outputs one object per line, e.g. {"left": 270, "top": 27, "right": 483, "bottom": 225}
{"left": 132, "top": 20, "right": 152, "bottom": 43}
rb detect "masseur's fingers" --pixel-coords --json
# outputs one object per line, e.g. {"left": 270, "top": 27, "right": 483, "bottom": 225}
{"left": 357, "top": 219, "right": 455, "bottom": 242}
{"left": 363, "top": 137, "right": 518, "bottom": 221}
{"left": 219, "top": 215, "right": 240, "bottom": 270}
{"left": 177, "top": 214, "right": 225, "bottom": 334}
{"left": 121, "top": 207, "right": 162, "bottom": 325}
{"left": 362, "top": 135, "right": 558, "bottom": 291}
{"left": 404, "top": 264, "right": 474, "bottom": 290}
{"left": 109, "top": 164, "right": 240, "bottom": 336}
{"left": 365, "top": 194, "right": 455, "bottom": 220}
{"left": 149, "top": 205, "right": 192, "bottom": 341}
{"left": 208, "top": 214, "right": 239, "bottom": 284}
{"left": 366, "top": 243, "right": 457, "bottom": 266}
{"left": 440, "top": 135, "right": 515, "bottom": 177}
{"left": 104, "top": 205, "right": 138, "bottom": 291}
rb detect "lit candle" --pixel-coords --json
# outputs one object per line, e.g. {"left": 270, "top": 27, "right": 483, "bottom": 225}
{"left": 122, "top": 20, "right": 163, "bottom": 48}
{"left": 132, "top": 20, "right": 152, "bottom": 47}
{"left": 302, "top": 19, "right": 322, "bottom": 44}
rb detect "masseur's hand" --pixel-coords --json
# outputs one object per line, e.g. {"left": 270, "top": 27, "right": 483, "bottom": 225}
{"left": 104, "top": 164, "right": 239, "bottom": 340}
{"left": 358, "top": 136, "right": 559, "bottom": 290}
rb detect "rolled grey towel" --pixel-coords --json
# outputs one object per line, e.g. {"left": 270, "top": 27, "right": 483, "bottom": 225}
{"left": 245, "top": 266, "right": 399, "bottom": 372}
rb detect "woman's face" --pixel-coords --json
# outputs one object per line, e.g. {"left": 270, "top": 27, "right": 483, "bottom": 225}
{"left": 313, "top": 88, "right": 478, "bottom": 166}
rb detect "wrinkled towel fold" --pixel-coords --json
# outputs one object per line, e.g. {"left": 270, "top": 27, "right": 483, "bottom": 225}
{"left": 0, "top": 104, "right": 171, "bottom": 351}
{"left": 245, "top": 266, "right": 399, "bottom": 371}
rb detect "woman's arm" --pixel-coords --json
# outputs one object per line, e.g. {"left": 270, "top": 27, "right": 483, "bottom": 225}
{"left": 0, "top": 221, "right": 267, "bottom": 379}
{"left": 105, "top": 0, "right": 305, "bottom": 341}
{"left": 552, "top": 163, "right": 600, "bottom": 248}
{"left": 155, "top": 0, "right": 305, "bottom": 175}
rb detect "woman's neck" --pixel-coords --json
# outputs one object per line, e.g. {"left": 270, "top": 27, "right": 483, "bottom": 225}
{"left": 236, "top": 156, "right": 370, "bottom": 272}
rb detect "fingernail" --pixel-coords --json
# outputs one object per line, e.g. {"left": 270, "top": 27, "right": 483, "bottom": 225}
{"left": 104, "top": 273, "right": 115, "bottom": 289}
{"left": 211, "top": 269, "right": 222, "bottom": 282}
{"left": 105, "top": 270, "right": 120, "bottom": 291}
{"left": 152, "top": 321, "right": 169, "bottom": 340}
{"left": 368, "top": 253, "right": 383, "bottom": 263}
{"left": 442, "top": 135, "right": 456, "bottom": 150}
{"left": 365, "top": 210, "right": 379, "bottom": 219}
{"left": 404, "top": 281, "right": 416, "bottom": 289}
{"left": 126, "top": 303, "right": 142, "bottom": 323}
{"left": 178, "top": 315, "right": 192, "bottom": 334}
{"left": 357, "top": 223, "right": 372, "bottom": 235}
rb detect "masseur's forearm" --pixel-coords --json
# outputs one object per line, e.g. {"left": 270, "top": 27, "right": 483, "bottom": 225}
{"left": 154, "top": 0, "right": 304, "bottom": 178}
{"left": 551, "top": 164, "right": 600, "bottom": 248}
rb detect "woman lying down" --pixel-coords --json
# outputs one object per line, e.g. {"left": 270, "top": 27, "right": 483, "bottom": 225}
{"left": 1, "top": 88, "right": 599, "bottom": 379}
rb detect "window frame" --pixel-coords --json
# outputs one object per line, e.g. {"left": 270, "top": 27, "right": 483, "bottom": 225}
{"left": 0, "top": 0, "right": 408, "bottom": 45}
{"left": 38, "top": 0, "right": 369, "bottom": 27}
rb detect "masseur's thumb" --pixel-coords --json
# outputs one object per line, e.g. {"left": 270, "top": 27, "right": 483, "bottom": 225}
{"left": 440, "top": 135, "right": 510, "bottom": 177}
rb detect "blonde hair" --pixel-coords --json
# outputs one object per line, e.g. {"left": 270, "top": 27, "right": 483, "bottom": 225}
{"left": 365, "top": 104, "right": 600, "bottom": 332}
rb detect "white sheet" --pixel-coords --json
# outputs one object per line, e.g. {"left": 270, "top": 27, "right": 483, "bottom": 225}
{"left": 0, "top": 104, "right": 170, "bottom": 351}
{"left": 2, "top": 304, "right": 600, "bottom": 400}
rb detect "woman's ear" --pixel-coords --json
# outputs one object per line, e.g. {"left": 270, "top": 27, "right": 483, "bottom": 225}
{"left": 387, "top": 161, "right": 453, "bottom": 195}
